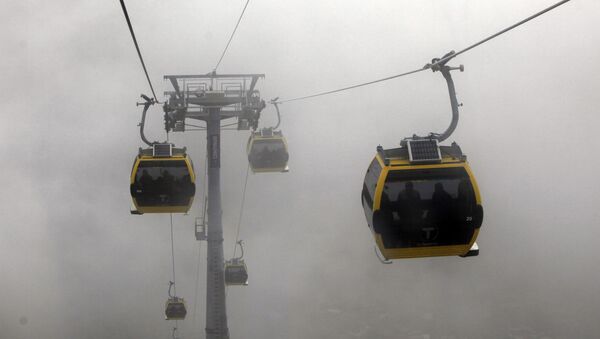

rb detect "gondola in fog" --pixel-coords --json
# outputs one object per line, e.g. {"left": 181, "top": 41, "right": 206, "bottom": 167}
{"left": 362, "top": 141, "right": 482, "bottom": 259}
{"left": 130, "top": 143, "right": 196, "bottom": 214}
{"left": 247, "top": 128, "right": 289, "bottom": 173}
{"left": 362, "top": 53, "right": 483, "bottom": 260}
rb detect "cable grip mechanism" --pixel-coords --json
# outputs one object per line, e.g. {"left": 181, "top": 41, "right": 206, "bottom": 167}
{"left": 420, "top": 51, "right": 465, "bottom": 143}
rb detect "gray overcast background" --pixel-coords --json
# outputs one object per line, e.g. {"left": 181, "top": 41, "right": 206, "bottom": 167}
{"left": 1, "top": 1, "right": 599, "bottom": 338}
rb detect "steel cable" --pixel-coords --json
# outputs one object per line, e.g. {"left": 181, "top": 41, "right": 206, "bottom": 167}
{"left": 169, "top": 213, "right": 177, "bottom": 296}
{"left": 119, "top": 0, "right": 160, "bottom": 102}
{"left": 275, "top": 0, "right": 572, "bottom": 105}
{"left": 214, "top": 0, "right": 251, "bottom": 72}
{"left": 233, "top": 163, "right": 250, "bottom": 258}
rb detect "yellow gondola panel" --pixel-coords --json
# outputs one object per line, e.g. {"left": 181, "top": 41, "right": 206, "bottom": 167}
{"left": 130, "top": 144, "right": 196, "bottom": 214}
{"left": 362, "top": 141, "right": 483, "bottom": 259}
{"left": 247, "top": 128, "right": 289, "bottom": 173}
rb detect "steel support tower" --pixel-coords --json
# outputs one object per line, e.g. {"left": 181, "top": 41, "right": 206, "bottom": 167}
{"left": 163, "top": 73, "right": 265, "bottom": 339}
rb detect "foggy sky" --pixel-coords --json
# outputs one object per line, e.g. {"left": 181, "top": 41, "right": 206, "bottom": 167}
{"left": 1, "top": 1, "right": 600, "bottom": 338}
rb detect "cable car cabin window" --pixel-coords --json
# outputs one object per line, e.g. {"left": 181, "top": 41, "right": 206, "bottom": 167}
{"left": 362, "top": 158, "right": 382, "bottom": 228}
{"left": 249, "top": 140, "right": 288, "bottom": 169}
{"left": 377, "top": 167, "right": 476, "bottom": 248}
{"left": 365, "top": 158, "right": 381, "bottom": 208}
{"left": 165, "top": 298, "right": 187, "bottom": 319}
{"left": 132, "top": 160, "right": 194, "bottom": 206}
{"left": 225, "top": 267, "right": 248, "bottom": 284}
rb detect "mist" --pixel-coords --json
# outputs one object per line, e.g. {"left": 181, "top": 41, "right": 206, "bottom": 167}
{"left": 1, "top": 0, "right": 599, "bottom": 338}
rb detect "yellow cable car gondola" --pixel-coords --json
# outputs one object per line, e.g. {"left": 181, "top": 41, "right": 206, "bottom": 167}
{"left": 362, "top": 53, "right": 483, "bottom": 260}
{"left": 130, "top": 143, "right": 196, "bottom": 214}
{"left": 247, "top": 127, "right": 289, "bottom": 173}
{"left": 362, "top": 141, "right": 483, "bottom": 259}
{"left": 165, "top": 281, "right": 187, "bottom": 320}
{"left": 165, "top": 296, "right": 187, "bottom": 320}
{"left": 224, "top": 258, "right": 249, "bottom": 286}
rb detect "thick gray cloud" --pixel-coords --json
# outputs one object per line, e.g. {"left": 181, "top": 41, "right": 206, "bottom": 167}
{"left": 1, "top": 0, "right": 599, "bottom": 338}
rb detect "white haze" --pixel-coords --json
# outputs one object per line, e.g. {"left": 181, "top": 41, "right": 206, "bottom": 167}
{"left": 1, "top": 0, "right": 599, "bottom": 338}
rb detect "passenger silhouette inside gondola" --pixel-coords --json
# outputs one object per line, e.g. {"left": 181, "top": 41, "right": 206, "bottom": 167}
{"left": 138, "top": 169, "right": 153, "bottom": 195}
{"left": 432, "top": 182, "right": 452, "bottom": 243}
{"left": 397, "top": 181, "right": 422, "bottom": 228}
{"left": 378, "top": 186, "right": 397, "bottom": 246}
{"left": 397, "top": 181, "right": 421, "bottom": 219}
{"left": 380, "top": 186, "right": 393, "bottom": 212}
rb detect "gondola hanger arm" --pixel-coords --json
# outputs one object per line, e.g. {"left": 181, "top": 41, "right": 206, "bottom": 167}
{"left": 137, "top": 94, "right": 156, "bottom": 147}
{"left": 136, "top": 94, "right": 171, "bottom": 147}
{"left": 269, "top": 98, "right": 282, "bottom": 130}
{"left": 235, "top": 240, "right": 245, "bottom": 260}
{"left": 420, "top": 51, "right": 465, "bottom": 143}
{"left": 168, "top": 280, "right": 176, "bottom": 298}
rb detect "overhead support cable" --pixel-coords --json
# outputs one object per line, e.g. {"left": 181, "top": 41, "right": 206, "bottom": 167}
{"left": 119, "top": 0, "right": 160, "bottom": 103}
{"left": 169, "top": 214, "right": 177, "bottom": 296}
{"left": 430, "top": 0, "right": 572, "bottom": 68}
{"left": 274, "top": 0, "right": 572, "bottom": 105}
{"left": 213, "top": 0, "right": 251, "bottom": 72}
{"left": 233, "top": 164, "right": 250, "bottom": 258}
{"left": 275, "top": 68, "right": 427, "bottom": 104}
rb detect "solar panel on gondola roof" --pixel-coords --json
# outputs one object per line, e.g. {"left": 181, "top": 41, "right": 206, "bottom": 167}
{"left": 407, "top": 139, "right": 441, "bottom": 162}
{"left": 153, "top": 143, "right": 173, "bottom": 157}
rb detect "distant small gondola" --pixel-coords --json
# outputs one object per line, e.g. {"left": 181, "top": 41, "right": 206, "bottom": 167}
{"left": 224, "top": 258, "right": 249, "bottom": 286}
{"left": 362, "top": 140, "right": 483, "bottom": 259}
{"left": 130, "top": 143, "right": 196, "bottom": 214}
{"left": 247, "top": 128, "right": 289, "bottom": 173}
{"left": 165, "top": 296, "right": 187, "bottom": 320}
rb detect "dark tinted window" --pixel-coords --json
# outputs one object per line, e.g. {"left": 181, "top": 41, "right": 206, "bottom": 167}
{"left": 377, "top": 167, "right": 476, "bottom": 248}
{"left": 362, "top": 158, "right": 381, "bottom": 207}
{"left": 225, "top": 266, "right": 248, "bottom": 284}
{"left": 166, "top": 301, "right": 187, "bottom": 318}
{"left": 362, "top": 158, "right": 382, "bottom": 229}
{"left": 132, "top": 160, "right": 194, "bottom": 206}
{"left": 249, "top": 139, "right": 288, "bottom": 169}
